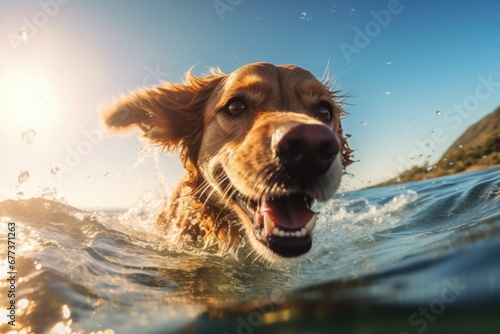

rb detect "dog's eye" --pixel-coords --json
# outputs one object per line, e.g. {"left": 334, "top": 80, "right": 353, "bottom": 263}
{"left": 314, "top": 103, "right": 332, "bottom": 122}
{"left": 225, "top": 99, "right": 247, "bottom": 116}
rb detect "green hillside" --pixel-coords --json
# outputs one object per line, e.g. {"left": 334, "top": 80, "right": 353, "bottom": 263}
{"left": 377, "top": 107, "right": 500, "bottom": 186}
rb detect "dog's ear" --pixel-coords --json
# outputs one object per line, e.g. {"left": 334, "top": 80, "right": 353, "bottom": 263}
{"left": 103, "top": 70, "right": 226, "bottom": 159}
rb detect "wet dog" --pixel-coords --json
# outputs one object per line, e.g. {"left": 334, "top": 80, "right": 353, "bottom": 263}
{"left": 103, "top": 62, "right": 352, "bottom": 261}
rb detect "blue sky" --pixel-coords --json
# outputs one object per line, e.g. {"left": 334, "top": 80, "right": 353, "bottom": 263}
{"left": 1, "top": 0, "right": 499, "bottom": 208}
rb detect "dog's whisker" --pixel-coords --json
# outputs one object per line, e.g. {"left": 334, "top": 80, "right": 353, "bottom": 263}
{"left": 246, "top": 248, "right": 257, "bottom": 260}
{"left": 320, "top": 57, "right": 331, "bottom": 85}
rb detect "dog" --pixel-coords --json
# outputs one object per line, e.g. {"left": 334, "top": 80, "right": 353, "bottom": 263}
{"left": 103, "top": 62, "right": 353, "bottom": 261}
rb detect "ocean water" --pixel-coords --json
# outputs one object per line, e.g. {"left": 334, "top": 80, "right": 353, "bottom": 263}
{"left": 1, "top": 167, "right": 499, "bottom": 334}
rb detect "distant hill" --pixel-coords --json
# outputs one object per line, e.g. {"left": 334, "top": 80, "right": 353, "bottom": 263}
{"left": 377, "top": 106, "right": 500, "bottom": 187}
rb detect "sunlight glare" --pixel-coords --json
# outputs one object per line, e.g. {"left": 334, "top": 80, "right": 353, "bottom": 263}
{"left": 0, "top": 71, "right": 60, "bottom": 135}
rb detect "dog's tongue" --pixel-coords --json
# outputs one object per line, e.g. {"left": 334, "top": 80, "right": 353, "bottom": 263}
{"left": 260, "top": 195, "right": 315, "bottom": 229}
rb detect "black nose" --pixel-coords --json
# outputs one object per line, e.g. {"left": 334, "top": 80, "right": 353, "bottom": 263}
{"left": 274, "top": 123, "right": 339, "bottom": 179}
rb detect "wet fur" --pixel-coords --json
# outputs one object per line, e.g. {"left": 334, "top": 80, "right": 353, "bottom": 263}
{"left": 103, "top": 62, "right": 353, "bottom": 260}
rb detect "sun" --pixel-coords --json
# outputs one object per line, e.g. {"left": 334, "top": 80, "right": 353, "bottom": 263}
{"left": 0, "top": 70, "right": 60, "bottom": 135}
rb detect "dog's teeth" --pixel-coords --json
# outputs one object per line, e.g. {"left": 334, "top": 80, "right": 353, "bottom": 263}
{"left": 305, "top": 214, "right": 317, "bottom": 234}
{"left": 270, "top": 224, "right": 313, "bottom": 238}
{"left": 263, "top": 211, "right": 275, "bottom": 234}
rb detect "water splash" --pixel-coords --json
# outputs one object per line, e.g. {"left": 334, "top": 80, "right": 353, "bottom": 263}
{"left": 300, "top": 11, "right": 307, "bottom": 19}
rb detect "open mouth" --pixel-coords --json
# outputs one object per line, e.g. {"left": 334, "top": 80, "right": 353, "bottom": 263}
{"left": 233, "top": 192, "right": 317, "bottom": 258}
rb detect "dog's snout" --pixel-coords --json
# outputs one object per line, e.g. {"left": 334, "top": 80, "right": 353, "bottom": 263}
{"left": 274, "top": 123, "right": 339, "bottom": 178}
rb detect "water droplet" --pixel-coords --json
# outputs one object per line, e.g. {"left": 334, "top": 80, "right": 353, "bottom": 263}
{"left": 103, "top": 171, "right": 110, "bottom": 177}
{"left": 360, "top": 121, "right": 368, "bottom": 126}
{"left": 50, "top": 166, "right": 60, "bottom": 175}
{"left": 426, "top": 166, "right": 433, "bottom": 172}
{"left": 300, "top": 11, "right": 307, "bottom": 19}
{"left": 435, "top": 110, "right": 441, "bottom": 116}
{"left": 40, "top": 186, "right": 57, "bottom": 199}
{"left": 350, "top": 8, "right": 355, "bottom": 14}
{"left": 386, "top": 60, "right": 392, "bottom": 65}
{"left": 62, "top": 305, "right": 71, "bottom": 320}
{"left": 385, "top": 212, "right": 392, "bottom": 217}
{"left": 18, "top": 170, "right": 30, "bottom": 184}
{"left": 331, "top": 5, "right": 337, "bottom": 13}
{"left": 345, "top": 133, "right": 352, "bottom": 138}
{"left": 458, "top": 144, "right": 463, "bottom": 149}
{"left": 19, "top": 27, "right": 29, "bottom": 41}
{"left": 21, "top": 128, "right": 36, "bottom": 144}
{"left": 16, "top": 191, "right": 24, "bottom": 199}
{"left": 449, "top": 162, "right": 454, "bottom": 166}
{"left": 36, "top": 263, "right": 42, "bottom": 270}
{"left": 385, "top": 91, "right": 391, "bottom": 95}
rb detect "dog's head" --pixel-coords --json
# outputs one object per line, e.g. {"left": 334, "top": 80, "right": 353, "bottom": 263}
{"left": 104, "top": 62, "right": 353, "bottom": 261}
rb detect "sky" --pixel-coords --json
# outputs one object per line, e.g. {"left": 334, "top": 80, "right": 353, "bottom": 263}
{"left": 1, "top": 0, "right": 499, "bottom": 209}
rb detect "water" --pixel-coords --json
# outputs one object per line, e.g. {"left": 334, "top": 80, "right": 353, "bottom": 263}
{"left": 1, "top": 167, "right": 499, "bottom": 334}
{"left": 17, "top": 171, "right": 30, "bottom": 185}
{"left": 21, "top": 129, "right": 36, "bottom": 145}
